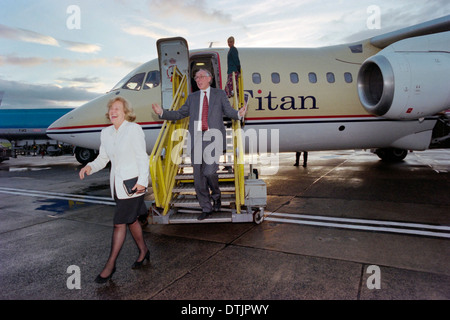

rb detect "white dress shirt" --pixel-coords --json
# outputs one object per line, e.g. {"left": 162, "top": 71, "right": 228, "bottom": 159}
{"left": 88, "top": 120, "right": 149, "bottom": 199}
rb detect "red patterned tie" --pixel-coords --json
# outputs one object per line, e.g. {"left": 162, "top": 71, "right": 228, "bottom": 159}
{"left": 201, "top": 91, "right": 208, "bottom": 131}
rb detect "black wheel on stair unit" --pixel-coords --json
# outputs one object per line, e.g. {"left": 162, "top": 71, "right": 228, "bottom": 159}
{"left": 253, "top": 207, "right": 264, "bottom": 224}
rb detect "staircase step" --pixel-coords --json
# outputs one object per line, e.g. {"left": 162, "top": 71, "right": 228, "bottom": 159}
{"left": 172, "top": 199, "right": 231, "bottom": 207}
{"left": 168, "top": 211, "right": 233, "bottom": 223}
{"left": 175, "top": 172, "right": 235, "bottom": 180}
{"left": 171, "top": 194, "right": 234, "bottom": 208}
{"left": 173, "top": 182, "right": 235, "bottom": 193}
{"left": 178, "top": 162, "right": 234, "bottom": 168}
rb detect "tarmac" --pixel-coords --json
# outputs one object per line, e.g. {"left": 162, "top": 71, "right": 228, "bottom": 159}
{"left": 0, "top": 149, "right": 449, "bottom": 303}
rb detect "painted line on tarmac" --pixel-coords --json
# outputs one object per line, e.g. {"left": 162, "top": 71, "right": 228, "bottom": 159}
{"left": 0, "top": 187, "right": 115, "bottom": 206}
{"left": 264, "top": 212, "right": 450, "bottom": 239}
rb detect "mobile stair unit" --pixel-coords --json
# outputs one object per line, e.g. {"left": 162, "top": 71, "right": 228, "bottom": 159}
{"left": 149, "top": 37, "right": 266, "bottom": 224}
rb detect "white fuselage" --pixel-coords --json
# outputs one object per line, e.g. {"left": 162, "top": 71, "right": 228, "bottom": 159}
{"left": 47, "top": 40, "right": 439, "bottom": 154}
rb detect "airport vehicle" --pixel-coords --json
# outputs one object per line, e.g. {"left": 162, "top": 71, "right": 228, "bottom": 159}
{"left": 0, "top": 145, "right": 11, "bottom": 163}
{"left": 0, "top": 108, "right": 81, "bottom": 159}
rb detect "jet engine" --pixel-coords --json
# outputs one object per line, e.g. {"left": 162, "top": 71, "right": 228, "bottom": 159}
{"left": 357, "top": 32, "right": 450, "bottom": 120}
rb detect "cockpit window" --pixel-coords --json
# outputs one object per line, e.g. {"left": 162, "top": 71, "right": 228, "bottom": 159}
{"left": 144, "top": 70, "right": 160, "bottom": 89}
{"left": 111, "top": 71, "right": 134, "bottom": 91}
{"left": 122, "top": 73, "right": 145, "bottom": 90}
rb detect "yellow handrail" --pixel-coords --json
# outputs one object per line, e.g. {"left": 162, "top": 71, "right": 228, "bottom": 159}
{"left": 149, "top": 67, "right": 188, "bottom": 214}
{"left": 231, "top": 71, "right": 245, "bottom": 213}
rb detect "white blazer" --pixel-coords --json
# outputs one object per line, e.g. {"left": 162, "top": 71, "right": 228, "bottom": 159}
{"left": 88, "top": 120, "right": 149, "bottom": 200}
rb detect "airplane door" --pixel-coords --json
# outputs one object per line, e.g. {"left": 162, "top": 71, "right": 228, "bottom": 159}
{"left": 157, "top": 37, "right": 190, "bottom": 109}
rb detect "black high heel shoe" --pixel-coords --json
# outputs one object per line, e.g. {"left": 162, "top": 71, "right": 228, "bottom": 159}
{"left": 94, "top": 267, "right": 116, "bottom": 284}
{"left": 132, "top": 250, "right": 150, "bottom": 269}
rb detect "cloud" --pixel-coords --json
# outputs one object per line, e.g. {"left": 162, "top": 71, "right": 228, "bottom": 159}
{"left": 60, "top": 40, "right": 102, "bottom": 54}
{"left": 57, "top": 76, "right": 102, "bottom": 84}
{"left": 148, "top": 0, "right": 232, "bottom": 24}
{"left": 0, "top": 23, "right": 101, "bottom": 53}
{"left": 50, "top": 57, "right": 141, "bottom": 70}
{"left": 0, "top": 23, "right": 59, "bottom": 47}
{"left": 122, "top": 18, "right": 188, "bottom": 39}
{"left": 0, "top": 55, "right": 46, "bottom": 67}
{"left": 0, "top": 79, "right": 101, "bottom": 108}
{"left": 0, "top": 53, "right": 140, "bottom": 71}
{"left": 0, "top": 53, "right": 142, "bottom": 105}
{"left": 122, "top": 25, "right": 167, "bottom": 40}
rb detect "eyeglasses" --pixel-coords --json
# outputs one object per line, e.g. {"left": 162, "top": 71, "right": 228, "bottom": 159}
{"left": 194, "top": 75, "right": 211, "bottom": 81}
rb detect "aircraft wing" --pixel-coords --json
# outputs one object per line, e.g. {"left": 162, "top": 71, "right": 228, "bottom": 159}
{"left": 370, "top": 15, "right": 450, "bottom": 49}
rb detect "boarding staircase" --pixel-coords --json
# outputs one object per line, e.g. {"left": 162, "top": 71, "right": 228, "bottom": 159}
{"left": 148, "top": 67, "right": 266, "bottom": 224}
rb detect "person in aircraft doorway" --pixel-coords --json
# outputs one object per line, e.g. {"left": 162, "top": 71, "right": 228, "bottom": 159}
{"left": 225, "top": 36, "right": 241, "bottom": 98}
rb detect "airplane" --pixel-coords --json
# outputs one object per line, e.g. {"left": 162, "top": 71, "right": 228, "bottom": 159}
{"left": 0, "top": 108, "right": 75, "bottom": 158}
{"left": 47, "top": 15, "right": 450, "bottom": 165}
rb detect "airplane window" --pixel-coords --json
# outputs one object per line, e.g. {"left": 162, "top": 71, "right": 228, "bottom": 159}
{"left": 144, "top": 70, "right": 160, "bottom": 89}
{"left": 111, "top": 70, "right": 135, "bottom": 91}
{"left": 326, "top": 72, "right": 335, "bottom": 83}
{"left": 290, "top": 73, "right": 299, "bottom": 84}
{"left": 122, "top": 72, "right": 145, "bottom": 91}
{"left": 344, "top": 72, "right": 353, "bottom": 83}
{"left": 252, "top": 73, "right": 261, "bottom": 84}
{"left": 271, "top": 72, "right": 280, "bottom": 84}
{"left": 308, "top": 72, "right": 317, "bottom": 84}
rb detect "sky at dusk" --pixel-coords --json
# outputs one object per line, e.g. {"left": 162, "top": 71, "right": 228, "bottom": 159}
{"left": 0, "top": 0, "right": 448, "bottom": 108}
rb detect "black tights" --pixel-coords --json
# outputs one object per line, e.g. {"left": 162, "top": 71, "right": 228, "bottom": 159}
{"left": 99, "top": 220, "right": 148, "bottom": 278}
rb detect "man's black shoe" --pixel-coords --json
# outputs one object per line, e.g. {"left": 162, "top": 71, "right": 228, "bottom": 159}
{"left": 198, "top": 211, "right": 212, "bottom": 221}
{"left": 213, "top": 198, "right": 221, "bottom": 212}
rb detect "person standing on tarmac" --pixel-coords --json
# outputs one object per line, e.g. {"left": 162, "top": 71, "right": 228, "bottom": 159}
{"left": 294, "top": 151, "right": 308, "bottom": 167}
{"left": 79, "top": 96, "right": 150, "bottom": 284}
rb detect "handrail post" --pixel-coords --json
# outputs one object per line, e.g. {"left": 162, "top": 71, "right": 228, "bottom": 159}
{"left": 149, "top": 66, "right": 188, "bottom": 215}
{"left": 231, "top": 71, "right": 245, "bottom": 213}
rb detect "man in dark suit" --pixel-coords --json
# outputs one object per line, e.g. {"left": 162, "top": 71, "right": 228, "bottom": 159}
{"left": 152, "top": 69, "right": 247, "bottom": 220}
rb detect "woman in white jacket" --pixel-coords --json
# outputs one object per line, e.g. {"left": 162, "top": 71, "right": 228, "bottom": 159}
{"left": 79, "top": 96, "right": 150, "bottom": 284}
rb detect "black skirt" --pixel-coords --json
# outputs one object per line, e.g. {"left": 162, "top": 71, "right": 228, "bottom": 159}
{"left": 113, "top": 193, "right": 147, "bottom": 225}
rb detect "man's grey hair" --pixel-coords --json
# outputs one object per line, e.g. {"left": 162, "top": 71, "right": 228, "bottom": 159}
{"left": 196, "top": 69, "right": 212, "bottom": 77}
{"left": 196, "top": 69, "right": 213, "bottom": 84}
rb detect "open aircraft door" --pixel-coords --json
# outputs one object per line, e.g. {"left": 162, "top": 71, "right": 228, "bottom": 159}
{"left": 157, "top": 37, "right": 190, "bottom": 109}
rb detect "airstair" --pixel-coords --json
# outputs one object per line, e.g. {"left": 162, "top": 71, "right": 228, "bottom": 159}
{"left": 148, "top": 37, "right": 266, "bottom": 224}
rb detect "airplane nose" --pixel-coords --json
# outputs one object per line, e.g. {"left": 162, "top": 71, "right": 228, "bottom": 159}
{"left": 47, "top": 94, "right": 112, "bottom": 150}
